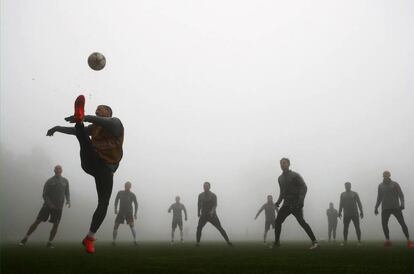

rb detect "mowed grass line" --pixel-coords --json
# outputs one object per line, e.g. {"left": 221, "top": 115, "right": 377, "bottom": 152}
{"left": 1, "top": 242, "right": 413, "bottom": 274}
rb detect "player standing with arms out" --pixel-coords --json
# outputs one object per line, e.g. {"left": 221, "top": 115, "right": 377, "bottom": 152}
{"left": 168, "top": 196, "right": 188, "bottom": 244}
{"left": 326, "top": 202, "right": 339, "bottom": 242}
{"left": 112, "top": 181, "right": 138, "bottom": 246}
{"left": 46, "top": 95, "right": 124, "bottom": 253}
{"left": 375, "top": 171, "right": 414, "bottom": 248}
{"left": 196, "top": 182, "right": 233, "bottom": 247}
{"left": 338, "top": 182, "right": 363, "bottom": 246}
{"left": 19, "top": 165, "right": 70, "bottom": 248}
{"left": 255, "top": 195, "right": 278, "bottom": 244}
{"left": 274, "top": 158, "right": 319, "bottom": 250}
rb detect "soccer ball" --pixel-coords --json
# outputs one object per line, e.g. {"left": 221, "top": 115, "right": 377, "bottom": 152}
{"left": 88, "top": 52, "right": 106, "bottom": 71}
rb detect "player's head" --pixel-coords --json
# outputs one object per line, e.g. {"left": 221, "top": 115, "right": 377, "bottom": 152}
{"left": 96, "top": 105, "right": 112, "bottom": 117}
{"left": 344, "top": 182, "right": 351, "bottom": 191}
{"left": 329, "top": 202, "right": 333, "bottom": 208}
{"left": 124, "top": 181, "right": 132, "bottom": 191}
{"left": 203, "top": 182, "right": 211, "bottom": 192}
{"left": 175, "top": 196, "right": 180, "bottom": 203}
{"left": 280, "top": 158, "right": 290, "bottom": 171}
{"left": 267, "top": 195, "right": 273, "bottom": 203}
{"left": 54, "top": 165, "right": 62, "bottom": 176}
{"left": 383, "top": 170, "right": 391, "bottom": 181}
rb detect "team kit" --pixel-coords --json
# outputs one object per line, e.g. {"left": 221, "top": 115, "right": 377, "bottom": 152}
{"left": 18, "top": 96, "right": 414, "bottom": 253}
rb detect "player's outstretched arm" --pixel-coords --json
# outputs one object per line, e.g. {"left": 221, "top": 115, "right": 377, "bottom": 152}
{"left": 338, "top": 194, "right": 343, "bottom": 218}
{"left": 183, "top": 205, "right": 188, "bottom": 221}
{"left": 65, "top": 179, "right": 71, "bottom": 208}
{"left": 396, "top": 183, "right": 405, "bottom": 210}
{"left": 114, "top": 192, "right": 120, "bottom": 214}
{"left": 374, "top": 185, "right": 382, "bottom": 215}
{"left": 133, "top": 194, "right": 138, "bottom": 219}
{"left": 255, "top": 205, "right": 264, "bottom": 220}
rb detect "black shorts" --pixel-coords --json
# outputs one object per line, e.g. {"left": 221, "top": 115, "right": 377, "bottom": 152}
{"left": 115, "top": 212, "right": 134, "bottom": 224}
{"left": 172, "top": 218, "right": 183, "bottom": 230}
{"left": 36, "top": 205, "right": 62, "bottom": 224}
{"left": 265, "top": 220, "right": 275, "bottom": 231}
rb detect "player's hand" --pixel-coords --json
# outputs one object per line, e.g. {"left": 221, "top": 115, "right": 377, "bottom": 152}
{"left": 66, "top": 201, "right": 71, "bottom": 208}
{"left": 338, "top": 213, "right": 342, "bottom": 219}
{"left": 64, "top": 115, "right": 76, "bottom": 123}
{"left": 400, "top": 205, "right": 405, "bottom": 210}
{"left": 46, "top": 126, "right": 58, "bottom": 136}
{"left": 374, "top": 208, "right": 378, "bottom": 215}
{"left": 275, "top": 202, "right": 280, "bottom": 208}
{"left": 360, "top": 212, "right": 364, "bottom": 219}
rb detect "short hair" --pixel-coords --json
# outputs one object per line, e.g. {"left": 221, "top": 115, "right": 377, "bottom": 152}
{"left": 100, "top": 105, "right": 112, "bottom": 117}
{"left": 125, "top": 181, "right": 131, "bottom": 186}
{"left": 204, "top": 182, "right": 211, "bottom": 187}
{"left": 267, "top": 195, "right": 273, "bottom": 199}
{"left": 345, "top": 182, "right": 351, "bottom": 186}
{"left": 280, "top": 158, "right": 290, "bottom": 165}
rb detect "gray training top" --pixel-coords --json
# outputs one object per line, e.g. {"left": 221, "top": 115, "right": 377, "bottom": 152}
{"left": 257, "top": 202, "right": 277, "bottom": 221}
{"left": 339, "top": 191, "right": 363, "bottom": 217}
{"left": 168, "top": 202, "right": 187, "bottom": 220}
{"left": 198, "top": 191, "right": 217, "bottom": 216}
{"left": 276, "top": 170, "right": 307, "bottom": 208}
{"left": 115, "top": 190, "right": 138, "bottom": 214}
{"left": 375, "top": 180, "right": 404, "bottom": 210}
{"left": 43, "top": 175, "right": 70, "bottom": 209}
{"left": 326, "top": 208, "right": 339, "bottom": 223}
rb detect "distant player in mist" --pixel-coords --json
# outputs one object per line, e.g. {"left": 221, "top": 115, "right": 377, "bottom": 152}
{"left": 326, "top": 202, "right": 339, "bottom": 242}
{"left": 274, "top": 158, "right": 319, "bottom": 250}
{"left": 112, "top": 181, "right": 138, "bottom": 246}
{"left": 19, "top": 165, "right": 70, "bottom": 248}
{"left": 168, "top": 196, "right": 187, "bottom": 244}
{"left": 375, "top": 171, "right": 414, "bottom": 248}
{"left": 196, "top": 182, "right": 233, "bottom": 247}
{"left": 46, "top": 95, "right": 124, "bottom": 253}
{"left": 254, "top": 195, "right": 278, "bottom": 244}
{"left": 338, "top": 182, "right": 363, "bottom": 246}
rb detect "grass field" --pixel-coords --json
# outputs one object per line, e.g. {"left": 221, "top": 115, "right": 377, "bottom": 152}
{"left": 1, "top": 241, "right": 413, "bottom": 274}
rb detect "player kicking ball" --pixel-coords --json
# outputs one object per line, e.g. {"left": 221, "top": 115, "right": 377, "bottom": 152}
{"left": 112, "top": 181, "right": 138, "bottom": 246}
{"left": 47, "top": 95, "right": 124, "bottom": 253}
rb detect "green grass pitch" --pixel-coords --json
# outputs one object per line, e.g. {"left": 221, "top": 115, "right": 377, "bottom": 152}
{"left": 1, "top": 241, "right": 413, "bottom": 274}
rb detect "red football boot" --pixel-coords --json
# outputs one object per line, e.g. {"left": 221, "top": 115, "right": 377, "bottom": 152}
{"left": 82, "top": 235, "right": 96, "bottom": 254}
{"left": 74, "top": 95, "right": 85, "bottom": 123}
{"left": 408, "top": 240, "right": 414, "bottom": 249}
{"left": 383, "top": 240, "right": 392, "bottom": 248}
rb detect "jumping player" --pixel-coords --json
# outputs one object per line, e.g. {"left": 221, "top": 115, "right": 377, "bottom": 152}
{"left": 326, "top": 202, "right": 339, "bottom": 242}
{"left": 274, "top": 158, "right": 319, "bottom": 250}
{"left": 112, "top": 181, "right": 138, "bottom": 246}
{"left": 168, "top": 196, "right": 187, "bottom": 244}
{"left": 375, "top": 171, "right": 414, "bottom": 248}
{"left": 338, "top": 182, "right": 363, "bottom": 246}
{"left": 19, "top": 165, "right": 70, "bottom": 248}
{"left": 255, "top": 195, "right": 278, "bottom": 244}
{"left": 196, "top": 182, "right": 232, "bottom": 247}
{"left": 46, "top": 95, "right": 124, "bottom": 253}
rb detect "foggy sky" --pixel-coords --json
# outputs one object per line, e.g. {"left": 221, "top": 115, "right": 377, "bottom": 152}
{"left": 1, "top": 0, "right": 414, "bottom": 242}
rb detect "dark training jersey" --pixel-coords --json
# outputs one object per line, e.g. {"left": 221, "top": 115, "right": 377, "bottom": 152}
{"left": 168, "top": 203, "right": 187, "bottom": 220}
{"left": 257, "top": 202, "right": 277, "bottom": 221}
{"left": 375, "top": 180, "right": 405, "bottom": 210}
{"left": 198, "top": 191, "right": 217, "bottom": 216}
{"left": 276, "top": 170, "right": 307, "bottom": 208}
{"left": 115, "top": 190, "right": 138, "bottom": 214}
{"left": 43, "top": 175, "right": 70, "bottom": 209}
{"left": 326, "top": 208, "right": 339, "bottom": 223}
{"left": 339, "top": 191, "right": 363, "bottom": 217}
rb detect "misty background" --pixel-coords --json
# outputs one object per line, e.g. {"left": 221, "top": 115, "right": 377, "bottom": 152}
{"left": 1, "top": 0, "right": 414, "bottom": 243}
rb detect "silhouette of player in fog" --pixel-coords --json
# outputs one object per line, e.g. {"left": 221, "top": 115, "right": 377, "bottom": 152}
{"left": 338, "top": 182, "right": 363, "bottom": 246}
{"left": 326, "top": 202, "right": 339, "bottom": 242}
{"left": 273, "top": 158, "right": 319, "bottom": 250}
{"left": 168, "top": 196, "right": 187, "bottom": 244}
{"left": 375, "top": 171, "right": 414, "bottom": 248}
{"left": 19, "top": 165, "right": 70, "bottom": 248}
{"left": 47, "top": 96, "right": 124, "bottom": 253}
{"left": 196, "top": 182, "right": 232, "bottom": 247}
{"left": 255, "top": 195, "right": 278, "bottom": 244}
{"left": 112, "top": 181, "right": 138, "bottom": 246}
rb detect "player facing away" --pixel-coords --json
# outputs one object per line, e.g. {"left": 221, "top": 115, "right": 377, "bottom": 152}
{"left": 46, "top": 95, "right": 124, "bottom": 253}
{"left": 19, "top": 165, "right": 70, "bottom": 248}
{"left": 375, "top": 171, "right": 414, "bottom": 248}
{"left": 274, "top": 158, "right": 319, "bottom": 250}
{"left": 168, "top": 196, "right": 188, "bottom": 244}
{"left": 338, "top": 182, "right": 363, "bottom": 246}
{"left": 112, "top": 181, "right": 138, "bottom": 246}
{"left": 196, "top": 182, "right": 233, "bottom": 247}
{"left": 255, "top": 195, "right": 278, "bottom": 244}
{"left": 326, "top": 202, "right": 339, "bottom": 242}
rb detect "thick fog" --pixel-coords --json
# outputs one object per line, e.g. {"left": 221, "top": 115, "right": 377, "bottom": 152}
{"left": 1, "top": 0, "right": 414, "bottom": 243}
